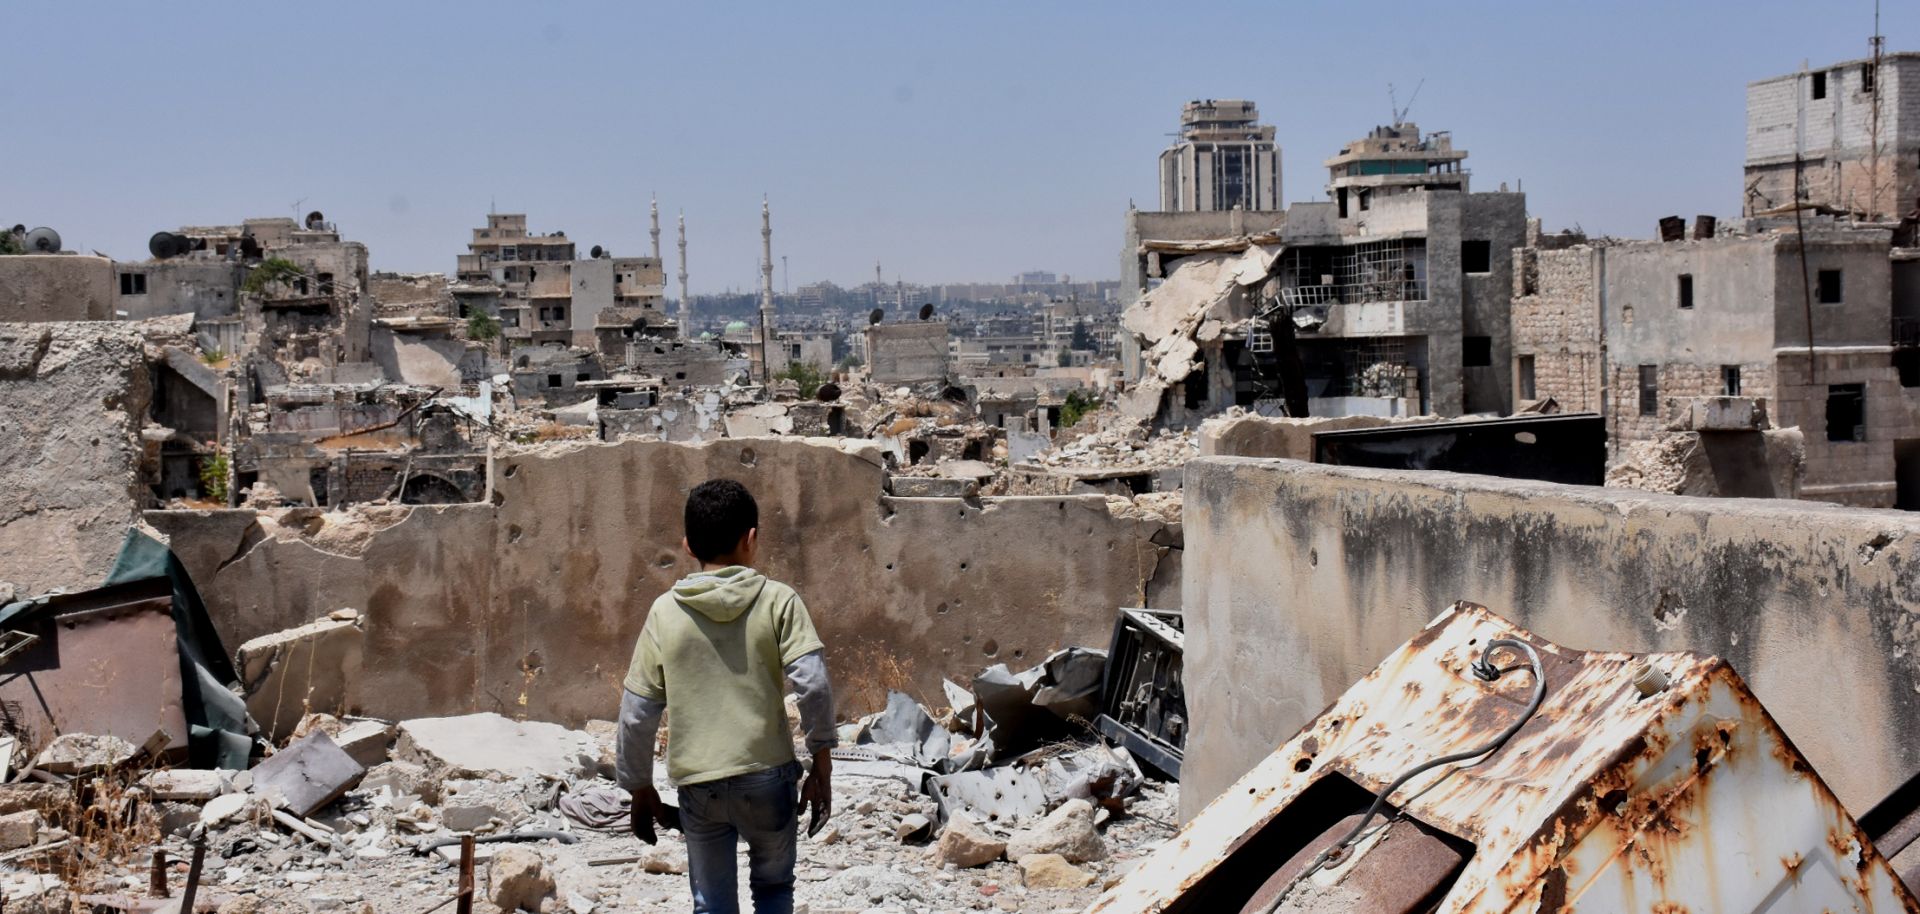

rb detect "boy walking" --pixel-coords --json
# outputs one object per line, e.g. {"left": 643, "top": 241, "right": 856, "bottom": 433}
{"left": 616, "top": 479, "right": 836, "bottom": 914}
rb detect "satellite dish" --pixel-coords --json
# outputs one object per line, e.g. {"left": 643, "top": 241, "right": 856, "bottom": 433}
{"left": 149, "top": 231, "right": 185, "bottom": 259}
{"left": 8, "top": 225, "right": 23, "bottom": 235}
{"left": 590, "top": 245, "right": 605, "bottom": 259}
{"left": 816, "top": 381, "right": 842, "bottom": 403}
{"left": 239, "top": 235, "right": 263, "bottom": 259}
{"left": 868, "top": 308, "right": 885, "bottom": 326}
{"left": 304, "top": 210, "right": 326, "bottom": 230}
{"left": 629, "top": 315, "right": 649, "bottom": 334}
{"left": 24, "top": 227, "right": 61, "bottom": 253}
{"left": 918, "top": 303, "right": 934, "bottom": 321}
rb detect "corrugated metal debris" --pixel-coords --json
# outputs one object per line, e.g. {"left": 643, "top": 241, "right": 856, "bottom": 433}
{"left": 1088, "top": 601, "right": 1919, "bottom": 913}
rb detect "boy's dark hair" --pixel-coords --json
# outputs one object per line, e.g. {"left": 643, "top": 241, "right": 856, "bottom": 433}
{"left": 684, "top": 479, "right": 759, "bottom": 563}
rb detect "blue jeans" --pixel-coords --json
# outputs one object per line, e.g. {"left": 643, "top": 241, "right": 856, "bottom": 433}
{"left": 680, "top": 761, "right": 801, "bottom": 914}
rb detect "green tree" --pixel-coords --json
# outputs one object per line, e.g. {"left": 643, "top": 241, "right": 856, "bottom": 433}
{"left": 836, "top": 353, "right": 864, "bottom": 371}
{"left": 0, "top": 230, "right": 21, "bottom": 255}
{"left": 1071, "top": 318, "right": 1094, "bottom": 351}
{"left": 198, "top": 453, "right": 230, "bottom": 504}
{"left": 467, "top": 311, "right": 502, "bottom": 342}
{"left": 775, "top": 360, "right": 826, "bottom": 398}
{"left": 241, "top": 257, "right": 305, "bottom": 295}
{"left": 1056, "top": 349, "right": 1073, "bottom": 368}
{"left": 1060, "top": 389, "right": 1098, "bottom": 427}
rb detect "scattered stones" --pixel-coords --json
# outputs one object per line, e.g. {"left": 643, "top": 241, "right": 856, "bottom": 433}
{"left": 932, "top": 812, "right": 1005, "bottom": 868}
{"left": 1005, "top": 799, "right": 1106, "bottom": 864}
{"left": 1018, "top": 853, "right": 1092, "bottom": 889}
{"left": 489, "top": 846, "right": 555, "bottom": 913}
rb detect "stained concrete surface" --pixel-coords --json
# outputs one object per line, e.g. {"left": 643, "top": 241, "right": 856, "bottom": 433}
{"left": 1179, "top": 456, "right": 1920, "bottom": 820}
{"left": 0, "top": 322, "right": 151, "bottom": 594}
{"left": 148, "top": 437, "right": 1178, "bottom": 726}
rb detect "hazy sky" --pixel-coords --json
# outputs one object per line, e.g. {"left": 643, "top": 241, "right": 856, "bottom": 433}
{"left": 4, "top": 2, "right": 1913, "bottom": 292}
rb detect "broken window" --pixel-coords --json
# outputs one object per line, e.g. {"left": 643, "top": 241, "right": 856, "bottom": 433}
{"left": 1817, "top": 269, "right": 1842, "bottom": 304}
{"left": 1462, "top": 336, "right": 1492, "bottom": 367}
{"left": 1461, "top": 240, "right": 1492, "bottom": 274}
{"left": 1638, "top": 365, "right": 1659, "bottom": 417}
{"left": 546, "top": 373, "right": 563, "bottom": 389}
{"left": 118, "top": 272, "right": 147, "bottom": 295}
{"left": 1677, "top": 274, "right": 1693, "bottom": 309}
{"left": 318, "top": 272, "right": 335, "bottom": 294}
{"left": 1518, "top": 355, "right": 1536, "bottom": 400}
{"left": 576, "top": 372, "right": 591, "bottom": 382}
{"left": 1862, "top": 64, "right": 1874, "bottom": 95}
{"left": 1357, "top": 189, "right": 1371, "bottom": 211}
{"left": 1812, "top": 70, "right": 1828, "bottom": 99}
{"left": 1827, "top": 383, "right": 1866, "bottom": 441}
{"left": 1722, "top": 365, "right": 1742, "bottom": 396}
{"left": 1337, "top": 187, "right": 1349, "bottom": 218}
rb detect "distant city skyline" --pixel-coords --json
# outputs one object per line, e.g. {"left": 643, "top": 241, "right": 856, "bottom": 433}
{"left": 4, "top": 1, "right": 1915, "bottom": 292}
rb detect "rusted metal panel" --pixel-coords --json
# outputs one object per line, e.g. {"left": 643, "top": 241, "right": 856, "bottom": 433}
{"left": 1087, "top": 602, "right": 1919, "bottom": 913}
{"left": 0, "top": 578, "right": 188, "bottom": 755}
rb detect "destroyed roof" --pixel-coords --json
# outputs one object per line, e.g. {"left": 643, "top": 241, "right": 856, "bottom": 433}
{"left": 1136, "top": 231, "right": 1283, "bottom": 255}
{"left": 1117, "top": 244, "right": 1279, "bottom": 418}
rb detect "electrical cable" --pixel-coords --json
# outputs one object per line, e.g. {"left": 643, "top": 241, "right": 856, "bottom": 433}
{"left": 1260, "top": 638, "right": 1545, "bottom": 914}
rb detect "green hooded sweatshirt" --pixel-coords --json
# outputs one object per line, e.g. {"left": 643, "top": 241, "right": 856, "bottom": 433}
{"left": 623, "top": 566, "right": 824, "bottom": 784}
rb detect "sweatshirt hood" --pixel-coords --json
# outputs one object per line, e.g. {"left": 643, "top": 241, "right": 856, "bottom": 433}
{"left": 671, "top": 565, "right": 766, "bottom": 623}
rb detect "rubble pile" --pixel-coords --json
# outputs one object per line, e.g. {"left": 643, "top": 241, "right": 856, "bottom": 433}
{"left": 1025, "top": 411, "right": 1196, "bottom": 473}
{"left": 2, "top": 646, "right": 1174, "bottom": 913}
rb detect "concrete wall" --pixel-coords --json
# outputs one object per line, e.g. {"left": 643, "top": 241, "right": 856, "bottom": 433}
{"left": 0, "top": 322, "right": 151, "bottom": 594}
{"left": 865, "top": 321, "right": 950, "bottom": 384}
{"left": 1511, "top": 246, "right": 1603, "bottom": 410}
{"left": 0, "top": 255, "right": 115, "bottom": 322}
{"left": 147, "top": 437, "right": 1177, "bottom": 727}
{"left": 1180, "top": 456, "right": 1920, "bottom": 820}
{"left": 118, "top": 259, "right": 244, "bottom": 321}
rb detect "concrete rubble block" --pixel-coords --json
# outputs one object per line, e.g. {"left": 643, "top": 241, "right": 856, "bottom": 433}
{"left": 1017, "top": 852, "right": 1093, "bottom": 890}
{"left": 1005, "top": 798, "right": 1106, "bottom": 864}
{"left": 641, "top": 844, "right": 688, "bottom": 875}
{"left": 895, "top": 812, "right": 932, "bottom": 843}
{"left": 0, "top": 784, "right": 64, "bottom": 817}
{"left": 394, "top": 713, "right": 599, "bottom": 783}
{"left": 440, "top": 801, "right": 505, "bottom": 833}
{"left": 248, "top": 730, "right": 366, "bottom": 819}
{"left": 0, "top": 872, "right": 69, "bottom": 914}
{"left": 139, "top": 769, "right": 234, "bottom": 802}
{"left": 215, "top": 896, "right": 267, "bottom": 914}
{"left": 886, "top": 476, "right": 977, "bottom": 498}
{"left": 200, "top": 792, "right": 268, "bottom": 828}
{"left": 931, "top": 812, "right": 1005, "bottom": 868}
{"left": 236, "top": 610, "right": 366, "bottom": 744}
{"left": 32, "top": 733, "right": 136, "bottom": 775}
{"left": 489, "top": 845, "right": 555, "bottom": 913}
{"left": 0, "top": 809, "right": 42, "bottom": 850}
{"left": 334, "top": 719, "right": 396, "bottom": 769}
{"left": 936, "top": 460, "right": 997, "bottom": 481}
{"left": 361, "top": 760, "right": 435, "bottom": 804}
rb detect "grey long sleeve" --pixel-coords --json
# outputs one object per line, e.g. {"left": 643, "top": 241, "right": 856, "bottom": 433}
{"left": 615, "top": 688, "right": 665, "bottom": 793}
{"left": 785, "top": 649, "right": 839, "bottom": 756}
{"left": 614, "top": 649, "right": 838, "bottom": 794}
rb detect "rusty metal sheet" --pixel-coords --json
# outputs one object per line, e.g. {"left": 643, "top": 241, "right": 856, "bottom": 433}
{"left": 1087, "top": 602, "right": 1920, "bottom": 914}
{"left": 0, "top": 581, "right": 188, "bottom": 755}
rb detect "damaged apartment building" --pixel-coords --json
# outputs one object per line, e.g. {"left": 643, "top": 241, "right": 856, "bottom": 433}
{"left": 1513, "top": 51, "right": 1920, "bottom": 508}
{"left": 1122, "top": 110, "right": 1525, "bottom": 426}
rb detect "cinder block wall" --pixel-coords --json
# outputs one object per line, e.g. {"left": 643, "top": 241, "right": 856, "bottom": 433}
{"left": 148, "top": 437, "right": 1179, "bottom": 727}
{"left": 1180, "top": 456, "right": 1920, "bottom": 820}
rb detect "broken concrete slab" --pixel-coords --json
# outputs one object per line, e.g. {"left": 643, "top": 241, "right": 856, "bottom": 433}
{"left": 32, "top": 733, "right": 136, "bottom": 775}
{"left": 333, "top": 719, "right": 394, "bottom": 769}
{"left": 249, "top": 730, "right": 365, "bottom": 818}
{"left": 0, "top": 809, "right": 41, "bottom": 851}
{"left": 393, "top": 713, "right": 598, "bottom": 783}
{"left": 1017, "top": 852, "right": 1092, "bottom": 889}
{"left": 236, "top": 611, "right": 366, "bottom": 744}
{"left": 139, "top": 769, "right": 234, "bottom": 802}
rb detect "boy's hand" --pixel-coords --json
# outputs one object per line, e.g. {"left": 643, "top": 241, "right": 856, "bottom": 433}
{"left": 801, "top": 750, "right": 832, "bottom": 836}
{"left": 630, "top": 785, "right": 664, "bottom": 844}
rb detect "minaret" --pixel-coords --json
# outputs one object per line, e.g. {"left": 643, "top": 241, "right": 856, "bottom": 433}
{"left": 649, "top": 194, "right": 662, "bottom": 261}
{"left": 676, "top": 211, "right": 689, "bottom": 338}
{"left": 759, "top": 197, "right": 776, "bottom": 382}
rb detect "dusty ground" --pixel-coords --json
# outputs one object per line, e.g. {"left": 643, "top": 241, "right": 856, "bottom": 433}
{"left": 76, "top": 760, "right": 1177, "bottom": 914}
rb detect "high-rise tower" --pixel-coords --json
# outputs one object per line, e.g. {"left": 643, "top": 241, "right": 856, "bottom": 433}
{"left": 676, "top": 211, "right": 689, "bottom": 337}
{"left": 1158, "top": 99, "right": 1283, "bottom": 212}
{"left": 649, "top": 194, "right": 662, "bottom": 260}
{"left": 759, "top": 197, "right": 775, "bottom": 381}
